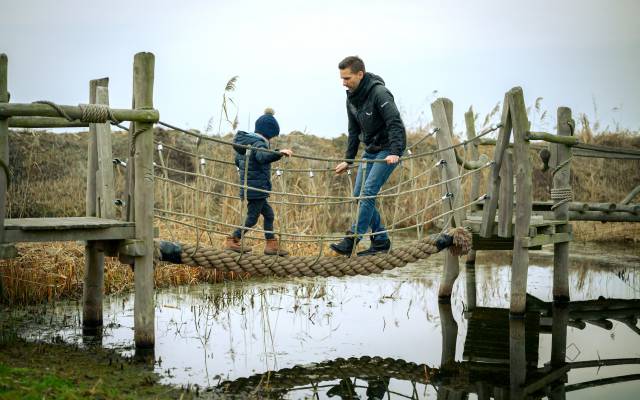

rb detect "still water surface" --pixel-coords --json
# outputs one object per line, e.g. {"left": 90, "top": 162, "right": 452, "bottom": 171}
{"left": 24, "top": 243, "right": 640, "bottom": 398}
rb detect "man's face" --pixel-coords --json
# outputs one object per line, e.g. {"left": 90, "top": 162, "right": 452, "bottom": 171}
{"left": 340, "top": 68, "right": 364, "bottom": 92}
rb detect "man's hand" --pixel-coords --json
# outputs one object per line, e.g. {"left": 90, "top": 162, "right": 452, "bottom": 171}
{"left": 335, "top": 161, "right": 349, "bottom": 175}
{"left": 280, "top": 149, "right": 293, "bottom": 157}
{"left": 385, "top": 155, "right": 400, "bottom": 165}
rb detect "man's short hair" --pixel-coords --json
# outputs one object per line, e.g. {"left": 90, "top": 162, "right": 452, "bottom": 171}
{"left": 338, "top": 56, "right": 366, "bottom": 73}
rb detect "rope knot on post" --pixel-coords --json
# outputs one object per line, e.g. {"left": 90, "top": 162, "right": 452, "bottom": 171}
{"left": 78, "top": 103, "right": 121, "bottom": 124}
{"left": 551, "top": 187, "right": 573, "bottom": 210}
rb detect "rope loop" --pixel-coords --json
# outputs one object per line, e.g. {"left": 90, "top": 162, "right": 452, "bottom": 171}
{"left": 78, "top": 103, "right": 121, "bottom": 124}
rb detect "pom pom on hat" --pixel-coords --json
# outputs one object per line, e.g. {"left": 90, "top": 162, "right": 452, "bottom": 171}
{"left": 255, "top": 107, "right": 280, "bottom": 139}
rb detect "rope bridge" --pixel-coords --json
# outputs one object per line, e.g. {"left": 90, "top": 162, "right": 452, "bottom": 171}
{"left": 142, "top": 119, "right": 494, "bottom": 275}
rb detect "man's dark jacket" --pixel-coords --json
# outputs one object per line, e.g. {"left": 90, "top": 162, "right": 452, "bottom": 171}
{"left": 233, "top": 131, "right": 282, "bottom": 199}
{"left": 344, "top": 72, "right": 406, "bottom": 162}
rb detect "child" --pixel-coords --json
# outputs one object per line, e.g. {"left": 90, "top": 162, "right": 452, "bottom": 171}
{"left": 225, "top": 108, "right": 293, "bottom": 255}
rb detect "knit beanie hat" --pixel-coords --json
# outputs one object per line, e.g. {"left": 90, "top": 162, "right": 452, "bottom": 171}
{"left": 254, "top": 108, "right": 280, "bottom": 139}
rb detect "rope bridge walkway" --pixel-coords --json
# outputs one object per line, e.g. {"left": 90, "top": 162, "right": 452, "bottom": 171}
{"left": 139, "top": 117, "right": 493, "bottom": 273}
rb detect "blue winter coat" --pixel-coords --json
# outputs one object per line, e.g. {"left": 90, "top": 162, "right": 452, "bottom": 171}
{"left": 233, "top": 131, "right": 283, "bottom": 199}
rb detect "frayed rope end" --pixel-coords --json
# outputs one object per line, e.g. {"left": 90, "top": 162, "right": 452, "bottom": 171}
{"left": 445, "top": 227, "right": 472, "bottom": 257}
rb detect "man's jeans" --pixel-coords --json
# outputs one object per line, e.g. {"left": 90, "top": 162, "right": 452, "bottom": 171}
{"left": 350, "top": 150, "right": 398, "bottom": 241}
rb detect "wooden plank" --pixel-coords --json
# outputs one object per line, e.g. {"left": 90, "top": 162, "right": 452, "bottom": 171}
{"left": 472, "top": 235, "right": 514, "bottom": 250}
{"left": 497, "top": 150, "right": 514, "bottom": 238}
{"left": 86, "top": 78, "right": 109, "bottom": 218}
{"left": 5, "top": 217, "right": 133, "bottom": 230}
{"left": 132, "top": 52, "right": 156, "bottom": 348}
{"left": 508, "top": 87, "right": 532, "bottom": 315}
{"left": 3, "top": 225, "right": 136, "bottom": 242}
{"left": 95, "top": 86, "right": 116, "bottom": 219}
{"left": 521, "top": 232, "right": 573, "bottom": 248}
{"left": 480, "top": 92, "right": 512, "bottom": 237}
{"left": 553, "top": 107, "right": 572, "bottom": 301}
{"left": 464, "top": 107, "right": 481, "bottom": 207}
{"left": 522, "top": 365, "right": 570, "bottom": 395}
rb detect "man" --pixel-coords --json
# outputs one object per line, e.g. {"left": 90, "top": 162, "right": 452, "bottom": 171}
{"left": 331, "top": 56, "right": 406, "bottom": 256}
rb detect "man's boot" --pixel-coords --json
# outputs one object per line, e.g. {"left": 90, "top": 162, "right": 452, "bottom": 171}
{"left": 264, "top": 238, "right": 289, "bottom": 256}
{"left": 224, "top": 236, "right": 252, "bottom": 253}
{"left": 330, "top": 232, "right": 360, "bottom": 256}
{"left": 357, "top": 237, "right": 391, "bottom": 256}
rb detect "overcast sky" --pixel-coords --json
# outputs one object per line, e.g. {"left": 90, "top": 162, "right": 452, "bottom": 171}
{"left": 1, "top": 0, "right": 638, "bottom": 137}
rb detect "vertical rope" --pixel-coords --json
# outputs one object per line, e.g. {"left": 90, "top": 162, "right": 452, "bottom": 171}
{"left": 389, "top": 160, "right": 406, "bottom": 251}
{"left": 237, "top": 149, "right": 251, "bottom": 261}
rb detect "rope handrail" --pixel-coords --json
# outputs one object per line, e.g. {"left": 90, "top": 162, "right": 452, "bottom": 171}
{"left": 154, "top": 195, "right": 486, "bottom": 242}
{"left": 157, "top": 120, "right": 500, "bottom": 164}
{"left": 153, "top": 161, "right": 491, "bottom": 201}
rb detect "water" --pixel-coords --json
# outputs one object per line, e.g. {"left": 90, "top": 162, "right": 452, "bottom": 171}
{"left": 15, "top": 242, "right": 640, "bottom": 398}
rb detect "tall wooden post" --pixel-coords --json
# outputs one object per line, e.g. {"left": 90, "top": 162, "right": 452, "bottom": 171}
{"left": 95, "top": 86, "right": 116, "bottom": 220}
{"left": 83, "top": 78, "right": 108, "bottom": 331}
{"left": 464, "top": 109, "right": 478, "bottom": 310}
{"left": 132, "top": 52, "right": 155, "bottom": 348}
{"left": 432, "top": 98, "right": 463, "bottom": 300}
{"left": 549, "top": 304, "right": 569, "bottom": 399}
{"left": 509, "top": 87, "right": 533, "bottom": 315}
{"left": 509, "top": 319, "right": 527, "bottom": 399}
{"left": 497, "top": 150, "right": 514, "bottom": 238}
{"left": 552, "top": 107, "right": 572, "bottom": 302}
{"left": 0, "top": 54, "right": 15, "bottom": 260}
{"left": 479, "top": 93, "right": 512, "bottom": 238}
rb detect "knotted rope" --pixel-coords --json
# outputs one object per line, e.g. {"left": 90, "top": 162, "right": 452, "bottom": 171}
{"left": 155, "top": 227, "right": 471, "bottom": 278}
{"left": 78, "top": 103, "right": 120, "bottom": 124}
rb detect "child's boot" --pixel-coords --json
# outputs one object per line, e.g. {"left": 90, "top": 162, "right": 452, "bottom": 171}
{"left": 224, "top": 236, "right": 252, "bottom": 253}
{"left": 264, "top": 238, "right": 289, "bottom": 256}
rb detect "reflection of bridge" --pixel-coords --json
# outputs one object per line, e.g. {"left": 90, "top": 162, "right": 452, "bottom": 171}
{"left": 216, "top": 298, "right": 640, "bottom": 399}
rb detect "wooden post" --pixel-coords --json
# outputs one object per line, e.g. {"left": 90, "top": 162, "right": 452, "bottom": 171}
{"left": 464, "top": 108, "right": 479, "bottom": 310}
{"left": 480, "top": 93, "right": 512, "bottom": 238}
{"left": 553, "top": 107, "right": 572, "bottom": 302}
{"left": 132, "top": 52, "right": 155, "bottom": 348}
{"left": 549, "top": 304, "right": 569, "bottom": 399}
{"left": 509, "top": 319, "right": 527, "bottom": 399}
{"left": 497, "top": 150, "right": 514, "bottom": 237}
{"left": 95, "top": 86, "right": 116, "bottom": 220}
{"left": 82, "top": 78, "right": 108, "bottom": 330}
{"left": 431, "top": 98, "right": 462, "bottom": 300}
{"left": 86, "top": 78, "right": 108, "bottom": 217}
{"left": 0, "top": 54, "right": 9, "bottom": 244}
{"left": 0, "top": 53, "right": 17, "bottom": 261}
{"left": 509, "top": 87, "right": 533, "bottom": 315}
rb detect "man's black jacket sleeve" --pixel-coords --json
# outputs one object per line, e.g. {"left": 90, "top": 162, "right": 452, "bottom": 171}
{"left": 374, "top": 86, "right": 406, "bottom": 157}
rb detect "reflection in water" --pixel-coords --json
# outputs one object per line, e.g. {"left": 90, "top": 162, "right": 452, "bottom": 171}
{"left": 14, "top": 245, "right": 640, "bottom": 398}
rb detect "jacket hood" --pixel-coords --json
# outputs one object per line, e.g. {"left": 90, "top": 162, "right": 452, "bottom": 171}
{"left": 347, "top": 72, "right": 385, "bottom": 106}
{"left": 233, "top": 130, "right": 268, "bottom": 154}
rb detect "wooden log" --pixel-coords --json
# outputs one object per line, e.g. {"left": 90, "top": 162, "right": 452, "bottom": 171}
{"left": 465, "top": 262, "right": 477, "bottom": 311}
{"left": 8, "top": 116, "right": 90, "bottom": 128}
{"left": 553, "top": 107, "right": 572, "bottom": 301}
{"left": 497, "top": 150, "right": 514, "bottom": 238}
{"left": 622, "top": 184, "right": 640, "bottom": 205}
{"left": 509, "top": 87, "right": 532, "bottom": 315}
{"left": 565, "top": 374, "right": 640, "bottom": 392}
{"left": 480, "top": 93, "right": 512, "bottom": 238}
{"left": 0, "top": 102, "right": 159, "bottom": 122}
{"left": 569, "top": 211, "right": 640, "bottom": 222}
{"left": 509, "top": 319, "right": 527, "bottom": 399}
{"left": 95, "top": 87, "right": 115, "bottom": 220}
{"left": 438, "top": 303, "right": 458, "bottom": 365}
{"left": 573, "top": 143, "right": 640, "bottom": 160}
{"left": 526, "top": 131, "right": 579, "bottom": 146}
{"left": 132, "top": 52, "right": 156, "bottom": 349}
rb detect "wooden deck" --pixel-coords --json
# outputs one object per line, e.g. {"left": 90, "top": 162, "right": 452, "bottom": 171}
{"left": 3, "top": 217, "right": 136, "bottom": 242}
